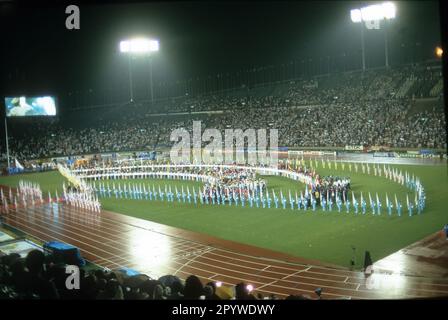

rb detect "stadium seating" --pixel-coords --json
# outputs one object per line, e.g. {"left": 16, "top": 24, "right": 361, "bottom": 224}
{"left": 1, "top": 62, "right": 445, "bottom": 163}
{"left": 0, "top": 249, "right": 310, "bottom": 300}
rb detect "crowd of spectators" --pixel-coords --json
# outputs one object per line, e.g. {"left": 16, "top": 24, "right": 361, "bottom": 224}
{"left": 0, "top": 249, "right": 314, "bottom": 300}
{"left": 2, "top": 64, "right": 445, "bottom": 162}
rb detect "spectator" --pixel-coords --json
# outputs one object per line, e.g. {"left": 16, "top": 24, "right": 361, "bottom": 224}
{"left": 235, "top": 282, "right": 257, "bottom": 300}
{"left": 183, "top": 275, "right": 204, "bottom": 300}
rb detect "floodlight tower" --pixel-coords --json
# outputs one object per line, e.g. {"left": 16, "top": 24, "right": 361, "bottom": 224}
{"left": 350, "top": 2, "right": 396, "bottom": 70}
{"left": 4, "top": 118, "right": 10, "bottom": 170}
{"left": 119, "top": 38, "right": 159, "bottom": 103}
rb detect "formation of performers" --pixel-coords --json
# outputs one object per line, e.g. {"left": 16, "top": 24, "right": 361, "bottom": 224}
{"left": 0, "top": 158, "right": 427, "bottom": 218}
{"left": 62, "top": 183, "right": 101, "bottom": 213}
{"left": 0, "top": 169, "right": 426, "bottom": 216}
{"left": 1, "top": 181, "right": 45, "bottom": 212}
{"left": 18, "top": 180, "right": 44, "bottom": 202}
{"left": 2, "top": 161, "right": 424, "bottom": 218}
{"left": 0, "top": 180, "right": 101, "bottom": 214}
{"left": 1, "top": 181, "right": 45, "bottom": 211}
{"left": 82, "top": 159, "right": 427, "bottom": 217}
{"left": 91, "top": 173, "right": 425, "bottom": 217}
{"left": 202, "top": 167, "right": 267, "bottom": 202}
{"left": 312, "top": 176, "right": 351, "bottom": 205}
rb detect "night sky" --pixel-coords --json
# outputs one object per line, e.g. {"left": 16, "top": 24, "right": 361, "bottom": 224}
{"left": 0, "top": 1, "right": 443, "bottom": 107}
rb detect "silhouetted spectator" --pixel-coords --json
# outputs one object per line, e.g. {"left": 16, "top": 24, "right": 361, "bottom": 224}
{"left": 183, "top": 275, "right": 204, "bottom": 300}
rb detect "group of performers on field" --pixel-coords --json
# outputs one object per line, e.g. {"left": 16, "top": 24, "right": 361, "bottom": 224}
{"left": 0, "top": 158, "right": 427, "bottom": 218}
{"left": 41, "top": 159, "right": 425, "bottom": 217}
{"left": 89, "top": 163, "right": 426, "bottom": 216}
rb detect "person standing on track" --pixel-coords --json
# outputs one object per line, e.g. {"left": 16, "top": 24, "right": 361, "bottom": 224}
{"left": 443, "top": 224, "right": 448, "bottom": 240}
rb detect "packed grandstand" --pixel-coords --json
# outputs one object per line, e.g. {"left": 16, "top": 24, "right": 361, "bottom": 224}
{"left": 1, "top": 62, "right": 445, "bottom": 165}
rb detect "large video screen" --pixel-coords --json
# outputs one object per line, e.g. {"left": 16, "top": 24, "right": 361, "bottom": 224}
{"left": 5, "top": 96, "right": 57, "bottom": 117}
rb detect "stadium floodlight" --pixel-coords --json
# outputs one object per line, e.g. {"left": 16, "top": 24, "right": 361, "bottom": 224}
{"left": 382, "top": 2, "right": 396, "bottom": 19}
{"left": 350, "top": 2, "right": 396, "bottom": 23}
{"left": 350, "top": 2, "right": 396, "bottom": 70}
{"left": 350, "top": 9, "right": 362, "bottom": 23}
{"left": 120, "top": 38, "right": 159, "bottom": 103}
{"left": 120, "top": 38, "right": 159, "bottom": 53}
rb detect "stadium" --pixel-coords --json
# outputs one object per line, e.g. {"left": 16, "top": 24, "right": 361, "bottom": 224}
{"left": 0, "top": 1, "right": 447, "bottom": 302}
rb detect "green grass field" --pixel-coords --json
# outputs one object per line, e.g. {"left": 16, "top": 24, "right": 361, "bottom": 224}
{"left": 1, "top": 163, "right": 447, "bottom": 269}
